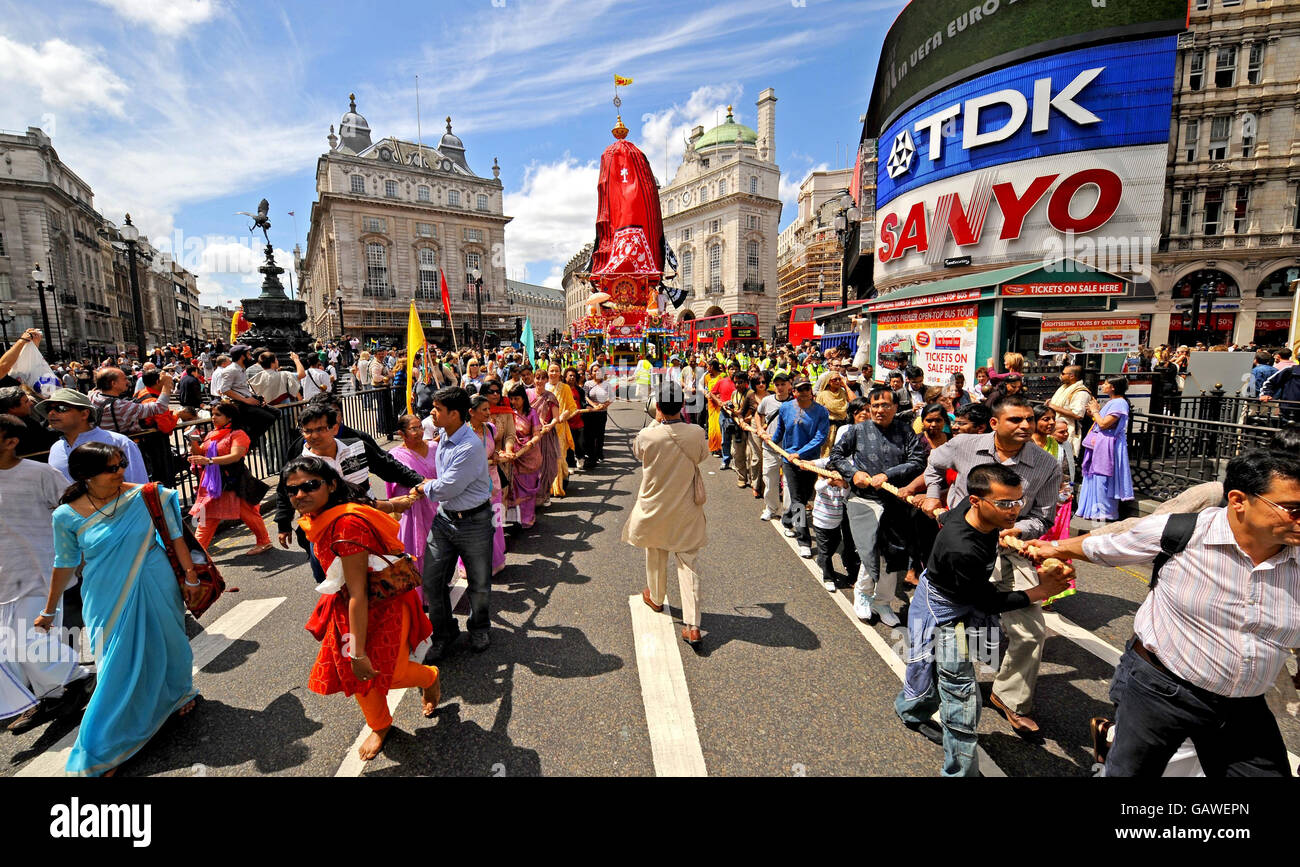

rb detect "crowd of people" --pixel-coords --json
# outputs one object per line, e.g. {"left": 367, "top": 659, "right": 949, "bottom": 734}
{"left": 0, "top": 322, "right": 1297, "bottom": 778}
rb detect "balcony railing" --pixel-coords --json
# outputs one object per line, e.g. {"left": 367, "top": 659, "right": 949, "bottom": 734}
{"left": 60, "top": 293, "right": 78, "bottom": 307}
{"left": 742, "top": 280, "right": 765, "bottom": 293}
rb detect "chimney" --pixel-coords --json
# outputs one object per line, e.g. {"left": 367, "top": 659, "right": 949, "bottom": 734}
{"left": 689, "top": 125, "right": 705, "bottom": 146}
{"left": 756, "top": 88, "right": 777, "bottom": 163}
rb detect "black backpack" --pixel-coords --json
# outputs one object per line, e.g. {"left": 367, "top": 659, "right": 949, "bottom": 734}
{"left": 1148, "top": 513, "right": 1199, "bottom": 591}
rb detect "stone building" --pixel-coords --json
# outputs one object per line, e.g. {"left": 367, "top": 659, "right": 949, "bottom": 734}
{"left": 302, "top": 94, "right": 513, "bottom": 348}
{"left": 562, "top": 242, "right": 594, "bottom": 331}
{"left": 659, "top": 89, "right": 782, "bottom": 332}
{"left": 1148, "top": 0, "right": 1300, "bottom": 347}
{"left": 505, "top": 278, "right": 565, "bottom": 344}
{"left": 200, "top": 304, "right": 233, "bottom": 343}
{"left": 776, "top": 167, "right": 853, "bottom": 321}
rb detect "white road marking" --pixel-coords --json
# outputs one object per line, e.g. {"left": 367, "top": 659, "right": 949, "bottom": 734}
{"left": 767, "top": 521, "right": 1007, "bottom": 777}
{"left": 16, "top": 597, "right": 287, "bottom": 778}
{"left": 336, "top": 577, "right": 467, "bottom": 777}
{"left": 628, "top": 595, "right": 708, "bottom": 777}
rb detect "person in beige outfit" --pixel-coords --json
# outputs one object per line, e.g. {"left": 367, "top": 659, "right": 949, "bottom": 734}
{"left": 1046, "top": 365, "right": 1091, "bottom": 458}
{"left": 623, "top": 386, "right": 710, "bottom": 648}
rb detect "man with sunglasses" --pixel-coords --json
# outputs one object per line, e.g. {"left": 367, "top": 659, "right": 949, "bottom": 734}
{"left": 1024, "top": 450, "right": 1300, "bottom": 777}
{"left": 920, "top": 394, "right": 1062, "bottom": 735}
{"left": 36, "top": 389, "right": 149, "bottom": 486}
{"left": 897, "top": 463, "right": 1073, "bottom": 775}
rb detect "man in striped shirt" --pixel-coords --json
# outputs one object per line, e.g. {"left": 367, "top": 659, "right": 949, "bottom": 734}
{"left": 1026, "top": 450, "right": 1300, "bottom": 776}
{"left": 921, "top": 395, "right": 1063, "bottom": 734}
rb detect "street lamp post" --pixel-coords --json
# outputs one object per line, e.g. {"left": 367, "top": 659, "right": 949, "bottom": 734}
{"left": 0, "top": 304, "right": 14, "bottom": 350}
{"left": 29, "top": 263, "right": 52, "bottom": 358}
{"left": 469, "top": 267, "right": 484, "bottom": 349}
{"left": 118, "top": 214, "right": 149, "bottom": 364}
{"left": 335, "top": 289, "right": 345, "bottom": 340}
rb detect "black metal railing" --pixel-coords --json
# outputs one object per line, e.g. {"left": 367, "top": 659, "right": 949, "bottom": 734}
{"left": 1127, "top": 411, "right": 1278, "bottom": 501}
{"left": 1156, "top": 389, "right": 1300, "bottom": 429}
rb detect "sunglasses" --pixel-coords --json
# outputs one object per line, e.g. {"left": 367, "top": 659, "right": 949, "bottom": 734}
{"left": 47, "top": 403, "right": 79, "bottom": 413}
{"left": 98, "top": 459, "right": 129, "bottom": 475}
{"left": 1254, "top": 493, "right": 1300, "bottom": 522}
{"left": 980, "top": 496, "right": 1025, "bottom": 510}
{"left": 285, "top": 479, "right": 326, "bottom": 496}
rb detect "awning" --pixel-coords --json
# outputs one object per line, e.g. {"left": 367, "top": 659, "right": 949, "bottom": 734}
{"left": 867, "top": 258, "right": 1130, "bottom": 312}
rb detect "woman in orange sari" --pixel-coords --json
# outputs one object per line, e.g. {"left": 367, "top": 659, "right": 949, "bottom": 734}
{"left": 544, "top": 363, "right": 577, "bottom": 497}
{"left": 284, "top": 455, "right": 439, "bottom": 762}
{"left": 703, "top": 360, "right": 724, "bottom": 453}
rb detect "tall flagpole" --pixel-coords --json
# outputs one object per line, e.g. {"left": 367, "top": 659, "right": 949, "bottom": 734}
{"left": 416, "top": 74, "right": 424, "bottom": 158}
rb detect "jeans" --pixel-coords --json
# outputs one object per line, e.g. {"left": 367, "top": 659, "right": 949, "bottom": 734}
{"left": 719, "top": 415, "right": 734, "bottom": 465}
{"left": 845, "top": 496, "right": 904, "bottom": 606}
{"left": 895, "top": 621, "right": 980, "bottom": 777}
{"left": 780, "top": 464, "right": 817, "bottom": 545}
{"left": 1105, "top": 640, "right": 1290, "bottom": 777}
{"left": 422, "top": 506, "right": 494, "bottom": 640}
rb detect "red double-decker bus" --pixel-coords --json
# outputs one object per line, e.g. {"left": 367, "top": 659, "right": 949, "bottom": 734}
{"left": 785, "top": 302, "right": 844, "bottom": 346}
{"left": 678, "top": 312, "right": 761, "bottom": 349}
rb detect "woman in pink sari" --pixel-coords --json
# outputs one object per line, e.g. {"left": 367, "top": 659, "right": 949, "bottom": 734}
{"left": 523, "top": 366, "right": 561, "bottom": 508}
{"left": 468, "top": 395, "right": 508, "bottom": 575}
{"left": 504, "top": 383, "right": 550, "bottom": 528}
{"left": 385, "top": 414, "right": 437, "bottom": 577}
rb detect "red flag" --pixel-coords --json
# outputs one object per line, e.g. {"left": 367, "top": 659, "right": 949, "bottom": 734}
{"left": 439, "top": 269, "right": 452, "bottom": 320}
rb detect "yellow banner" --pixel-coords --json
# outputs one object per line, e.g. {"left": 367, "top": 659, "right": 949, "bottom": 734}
{"left": 614, "top": 75, "right": 633, "bottom": 86}
{"left": 405, "top": 301, "right": 426, "bottom": 416}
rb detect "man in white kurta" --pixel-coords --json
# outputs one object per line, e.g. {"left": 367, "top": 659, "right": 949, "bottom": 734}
{"left": 0, "top": 414, "right": 93, "bottom": 731}
{"left": 623, "top": 392, "right": 709, "bottom": 645}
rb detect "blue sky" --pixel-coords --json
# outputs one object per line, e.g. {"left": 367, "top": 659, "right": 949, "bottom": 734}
{"left": 0, "top": 0, "right": 903, "bottom": 306}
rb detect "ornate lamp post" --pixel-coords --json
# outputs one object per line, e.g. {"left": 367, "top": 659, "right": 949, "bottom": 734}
{"left": 118, "top": 214, "right": 149, "bottom": 363}
{"left": 335, "top": 288, "right": 346, "bottom": 339}
{"left": 468, "top": 266, "right": 484, "bottom": 348}
{"left": 29, "top": 263, "right": 53, "bottom": 358}
{"left": 832, "top": 190, "right": 862, "bottom": 306}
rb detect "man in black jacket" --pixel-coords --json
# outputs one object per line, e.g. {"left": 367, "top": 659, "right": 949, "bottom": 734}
{"left": 275, "top": 399, "right": 423, "bottom": 582}
{"left": 829, "top": 385, "right": 927, "bottom": 626}
{"left": 175, "top": 365, "right": 204, "bottom": 421}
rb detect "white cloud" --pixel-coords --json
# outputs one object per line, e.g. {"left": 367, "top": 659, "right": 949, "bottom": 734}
{"left": 779, "top": 161, "right": 830, "bottom": 229}
{"left": 90, "top": 0, "right": 220, "bottom": 35}
{"left": 0, "top": 36, "right": 128, "bottom": 116}
{"left": 173, "top": 237, "right": 293, "bottom": 306}
{"left": 541, "top": 265, "right": 566, "bottom": 290}
{"left": 638, "top": 83, "right": 744, "bottom": 186}
{"left": 502, "top": 157, "right": 599, "bottom": 286}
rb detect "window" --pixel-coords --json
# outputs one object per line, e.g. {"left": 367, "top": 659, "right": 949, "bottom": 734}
{"left": 1232, "top": 185, "right": 1251, "bottom": 234}
{"left": 681, "top": 249, "right": 693, "bottom": 289}
{"left": 1188, "top": 50, "right": 1205, "bottom": 91}
{"left": 464, "top": 228, "right": 483, "bottom": 243}
{"left": 1215, "top": 45, "right": 1237, "bottom": 88}
{"left": 385, "top": 179, "right": 399, "bottom": 198}
{"left": 718, "top": 178, "right": 727, "bottom": 196}
{"left": 416, "top": 222, "right": 435, "bottom": 237}
{"left": 681, "top": 228, "right": 692, "bottom": 242}
{"left": 1241, "top": 115, "right": 1256, "bottom": 159}
{"left": 1208, "top": 115, "right": 1230, "bottom": 160}
{"left": 350, "top": 175, "right": 365, "bottom": 194}
{"left": 699, "top": 186, "right": 708, "bottom": 203}
{"left": 448, "top": 190, "right": 460, "bottom": 207}
{"left": 1194, "top": 0, "right": 1208, "bottom": 8}
{"left": 1220, "top": 0, "right": 1241, "bottom": 6}
{"left": 418, "top": 185, "right": 431, "bottom": 201}
{"left": 0, "top": 274, "right": 10, "bottom": 302}
{"left": 1294, "top": 185, "right": 1300, "bottom": 232}
{"left": 465, "top": 252, "right": 481, "bottom": 274}
{"left": 1203, "top": 187, "right": 1224, "bottom": 235}
{"left": 1178, "top": 189, "right": 1193, "bottom": 234}
{"left": 746, "top": 240, "right": 760, "bottom": 282}
{"left": 709, "top": 219, "right": 720, "bottom": 233}
{"left": 477, "top": 194, "right": 489, "bottom": 211}
{"left": 1183, "top": 119, "right": 1199, "bottom": 162}
{"left": 1247, "top": 42, "right": 1263, "bottom": 85}
{"left": 365, "top": 243, "right": 389, "bottom": 295}
{"left": 418, "top": 248, "right": 438, "bottom": 298}
{"left": 708, "top": 244, "right": 721, "bottom": 292}
{"left": 747, "top": 215, "right": 759, "bottom": 230}
{"left": 363, "top": 216, "right": 386, "bottom": 234}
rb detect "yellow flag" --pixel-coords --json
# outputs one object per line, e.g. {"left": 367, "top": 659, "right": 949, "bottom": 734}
{"left": 405, "top": 300, "right": 426, "bottom": 416}
{"left": 614, "top": 74, "right": 633, "bottom": 87}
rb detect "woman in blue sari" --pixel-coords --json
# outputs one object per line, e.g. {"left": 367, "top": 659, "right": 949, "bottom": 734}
{"left": 35, "top": 442, "right": 202, "bottom": 776}
{"left": 1077, "top": 376, "right": 1136, "bottom": 521}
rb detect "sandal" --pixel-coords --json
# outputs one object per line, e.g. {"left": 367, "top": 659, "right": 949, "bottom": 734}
{"left": 248, "top": 543, "right": 273, "bottom": 555}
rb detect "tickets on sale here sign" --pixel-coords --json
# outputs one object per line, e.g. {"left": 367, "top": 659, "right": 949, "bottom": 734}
{"left": 1039, "top": 317, "right": 1141, "bottom": 355}
{"left": 876, "top": 303, "right": 978, "bottom": 386}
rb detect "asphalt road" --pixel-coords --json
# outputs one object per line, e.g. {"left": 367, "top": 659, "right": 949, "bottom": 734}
{"left": 4, "top": 401, "right": 1297, "bottom": 777}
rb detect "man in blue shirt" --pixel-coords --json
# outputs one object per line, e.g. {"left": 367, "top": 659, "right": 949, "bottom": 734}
{"left": 769, "top": 379, "right": 829, "bottom": 556}
{"left": 413, "top": 386, "right": 495, "bottom": 658}
{"left": 36, "top": 389, "right": 149, "bottom": 484}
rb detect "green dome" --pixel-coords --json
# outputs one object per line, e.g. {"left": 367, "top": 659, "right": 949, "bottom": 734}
{"left": 694, "top": 106, "right": 757, "bottom": 151}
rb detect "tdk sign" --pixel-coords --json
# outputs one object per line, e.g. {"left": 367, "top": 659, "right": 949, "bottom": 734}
{"left": 876, "top": 37, "right": 1177, "bottom": 204}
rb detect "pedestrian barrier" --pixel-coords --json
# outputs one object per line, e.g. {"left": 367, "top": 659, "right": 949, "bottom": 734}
{"left": 1127, "top": 411, "right": 1277, "bottom": 501}
{"left": 1160, "top": 389, "right": 1300, "bottom": 429}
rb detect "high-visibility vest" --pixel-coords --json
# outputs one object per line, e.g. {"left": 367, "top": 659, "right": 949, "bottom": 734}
{"left": 635, "top": 359, "right": 653, "bottom": 386}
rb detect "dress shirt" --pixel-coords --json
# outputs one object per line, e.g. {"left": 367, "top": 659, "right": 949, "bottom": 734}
{"left": 924, "top": 432, "right": 1058, "bottom": 540}
{"left": 421, "top": 422, "right": 491, "bottom": 511}
{"left": 772, "top": 399, "right": 829, "bottom": 461}
{"left": 49, "top": 427, "right": 149, "bottom": 485}
{"left": 1082, "top": 508, "right": 1300, "bottom": 698}
{"left": 90, "top": 390, "right": 172, "bottom": 436}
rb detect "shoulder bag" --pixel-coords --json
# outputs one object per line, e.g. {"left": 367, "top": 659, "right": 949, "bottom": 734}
{"left": 141, "top": 482, "right": 227, "bottom": 618}
{"left": 325, "top": 516, "right": 422, "bottom": 602}
{"left": 664, "top": 425, "right": 707, "bottom": 506}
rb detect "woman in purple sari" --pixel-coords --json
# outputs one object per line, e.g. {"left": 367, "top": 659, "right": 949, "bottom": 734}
{"left": 524, "top": 366, "right": 561, "bottom": 508}
{"left": 385, "top": 414, "right": 437, "bottom": 576}
{"left": 1077, "top": 376, "right": 1135, "bottom": 521}
{"left": 504, "top": 384, "right": 549, "bottom": 528}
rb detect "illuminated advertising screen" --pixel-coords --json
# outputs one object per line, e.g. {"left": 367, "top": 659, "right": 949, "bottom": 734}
{"left": 867, "top": 0, "right": 1189, "bottom": 133}
{"left": 874, "top": 36, "right": 1176, "bottom": 285}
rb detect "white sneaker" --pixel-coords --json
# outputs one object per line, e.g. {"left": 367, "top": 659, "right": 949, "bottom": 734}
{"left": 822, "top": 580, "right": 837, "bottom": 592}
{"left": 853, "top": 594, "right": 873, "bottom": 621}
{"left": 783, "top": 528, "right": 797, "bottom": 538}
{"left": 759, "top": 508, "right": 774, "bottom": 521}
{"left": 798, "top": 545, "right": 813, "bottom": 559}
{"left": 871, "top": 601, "right": 901, "bottom": 627}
